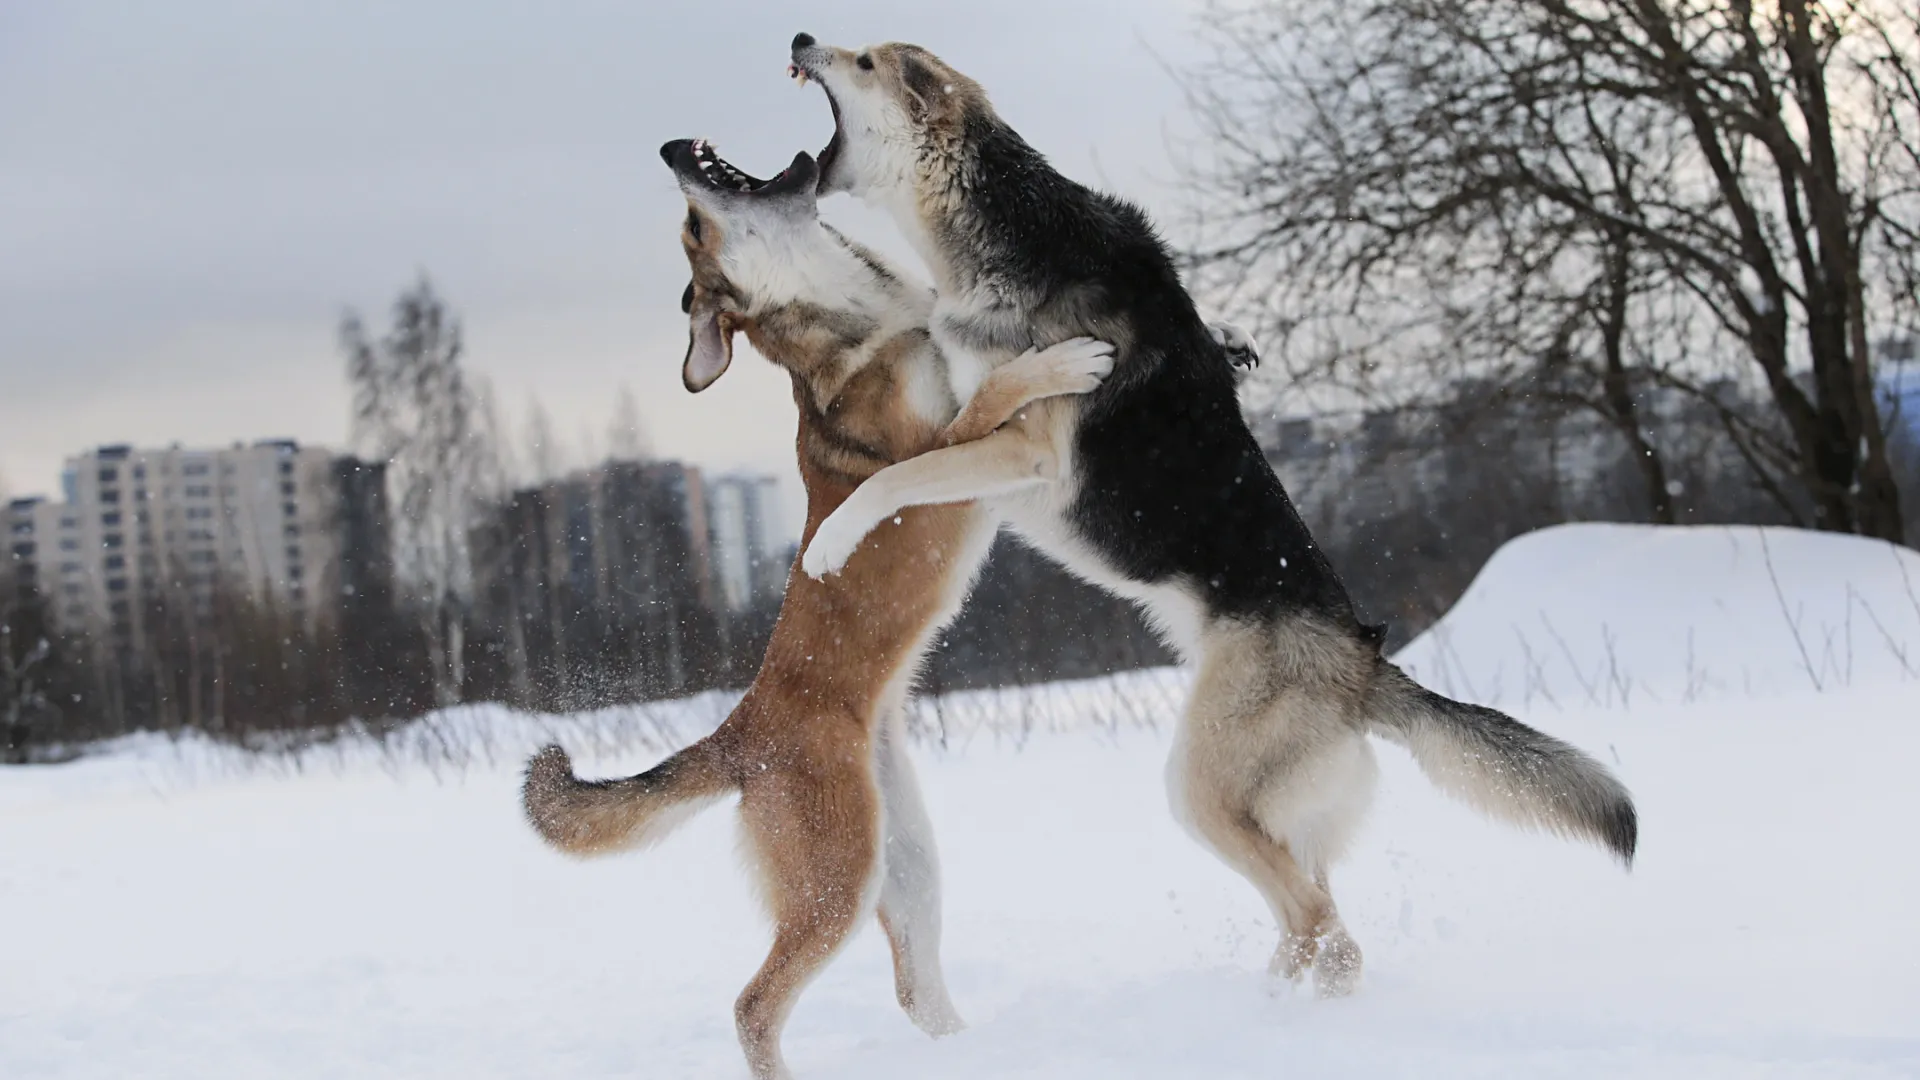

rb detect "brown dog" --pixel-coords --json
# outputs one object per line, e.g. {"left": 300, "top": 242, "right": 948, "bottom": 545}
{"left": 520, "top": 139, "right": 1115, "bottom": 1080}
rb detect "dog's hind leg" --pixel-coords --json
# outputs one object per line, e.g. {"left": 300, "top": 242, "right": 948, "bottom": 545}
{"left": 874, "top": 709, "right": 965, "bottom": 1036}
{"left": 1170, "top": 630, "right": 1367, "bottom": 996}
{"left": 1173, "top": 771, "right": 1349, "bottom": 990}
{"left": 1307, "top": 867, "right": 1363, "bottom": 997}
{"left": 734, "top": 763, "right": 884, "bottom": 1080}
{"left": 1272, "top": 733, "right": 1376, "bottom": 998}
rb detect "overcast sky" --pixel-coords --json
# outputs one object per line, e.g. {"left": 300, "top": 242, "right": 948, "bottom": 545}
{"left": 0, "top": 2, "right": 1214, "bottom": 533}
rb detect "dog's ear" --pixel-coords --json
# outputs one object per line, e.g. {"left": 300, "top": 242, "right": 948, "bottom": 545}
{"left": 684, "top": 309, "right": 736, "bottom": 392}
{"left": 898, "top": 52, "right": 947, "bottom": 122}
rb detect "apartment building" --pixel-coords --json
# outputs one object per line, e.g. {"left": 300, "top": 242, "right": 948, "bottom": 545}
{"left": 4, "top": 497, "right": 78, "bottom": 610}
{"left": 3, "top": 441, "right": 386, "bottom": 643}
{"left": 703, "top": 472, "right": 788, "bottom": 612}
{"left": 477, "top": 459, "right": 730, "bottom": 695}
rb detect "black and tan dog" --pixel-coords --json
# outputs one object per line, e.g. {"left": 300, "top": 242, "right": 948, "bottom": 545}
{"left": 786, "top": 35, "right": 1637, "bottom": 997}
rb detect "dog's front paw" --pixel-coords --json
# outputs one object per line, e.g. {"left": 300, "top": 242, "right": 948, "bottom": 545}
{"left": 801, "top": 513, "right": 865, "bottom": 579}
{"left": 1208, "top": 321, "right": 1260, "bottom": 371}
{"left": 1035, "top": 336, "right": 1116, "bottom": 393}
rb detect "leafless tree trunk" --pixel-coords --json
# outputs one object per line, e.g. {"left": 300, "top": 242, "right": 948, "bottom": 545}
{"left": 1, "top": 579, "right": 55, "bottom": 755}
{"left": 341, "top": 277, "right": 500, "bottom": 707}
{"left": 522, "top": 395, "right": 564, "bottom": 485}
{"left": 608, "top": 383, "right": 653, "bottom": 462}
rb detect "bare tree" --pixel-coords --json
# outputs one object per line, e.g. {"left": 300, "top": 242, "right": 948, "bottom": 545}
{"left": 341, "top": 277, "right": 499, "bottom": 706}
{"left": 522, "top": 395, "right": 565, "bottom": 484}
{"left": 608, "top": 383, "right": 653, "bottom": 462}
{"left": 1186, "top": 0, "right": 1920, "bottom": 542}
{"left": 1, "top": 559, "right": 58, "bottom": 758}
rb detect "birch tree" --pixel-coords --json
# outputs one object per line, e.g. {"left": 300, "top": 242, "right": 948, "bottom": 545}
{"left": 341, "top": 277, "right": 500, "bottom": 706}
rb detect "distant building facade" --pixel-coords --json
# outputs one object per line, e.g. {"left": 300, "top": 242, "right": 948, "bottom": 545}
{"left": 4, "top": 496, "right": 74, "bottom": 607}
{"left": 1880, "top": 335, "right": 1920, "bottom": 447}
{"left": 7, "top": 441, "right": 387, "bottom": 643}
{"left": 704, "top": 472, "right": 788, "bottom": 611}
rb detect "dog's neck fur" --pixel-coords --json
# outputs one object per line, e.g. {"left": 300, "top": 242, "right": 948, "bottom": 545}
{"left": 888, "top": 115, "right": 1053, "bottom": 296}
{"left": 857, "top": 116, "right": 1070, "bottom": 401}
{"left": 730, "top": 223, "right": 956, "bottom": 481}
{"left": 737, "top": 225, "right": 934, "bottom": 403}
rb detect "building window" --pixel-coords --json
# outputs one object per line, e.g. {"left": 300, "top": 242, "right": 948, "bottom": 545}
{"left": 7, "top": 521, "right": 30, "bottom": 536}
{"left": 98, "top": 467, "right": 118, "bottom": 483}
{"left": 184, "top": 485, "right": 211, "bottom": 499}
{"left": 9, "top": 541, "right": 32, "bottom": 559}
{"left": 279, "top": 460, "right": 294, "bottom": 476}
{"left": 284, "top": 523, "right": 301, "bottom": 538}
{"left": 107, "top": 577, "right": 128, "bottom": 593}
{"left": 102, "top": 511, "right": 122, "bottom": 527}
{"left": 182, "top": 462, "right": 210, "bottom": 478}
{"left": 100, "top": 489, "right": 121, "bottom": 504}
{"left": 133, "top": 465, "right": 147, "bottom": 481}
{"left": 282, "top": 502, "right": 298, "bottom": 519}
{"left": 104, "top": 555, "right": 126, "bottom": 571}
{"left": 280, "top": 481, "right": 296, "bottom": 497}
{"left": 59, "top": 538, "right": 80, "bottom": 552}
{"left": 288, "top": 563, "right": 304, "bottom": 581}
{"left": 102, "top": 533, "right": 123, "bottom": 549}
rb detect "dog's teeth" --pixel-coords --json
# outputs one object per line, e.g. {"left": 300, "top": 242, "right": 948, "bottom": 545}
{"left": 699, "top": 160, "right": 713, "bottom": 170}
{"left": 737, "top": 181, "right": 751, "bottom": 191}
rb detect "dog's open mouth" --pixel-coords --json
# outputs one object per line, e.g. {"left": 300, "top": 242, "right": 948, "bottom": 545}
{"left": 787, "top": 61, "right": 845, "bottom": 184}
{"left": 663, "top": 138, "right": 816, "bottom": 200}
{"left": 690, "top": 139, "right": 783, "bottom": 194}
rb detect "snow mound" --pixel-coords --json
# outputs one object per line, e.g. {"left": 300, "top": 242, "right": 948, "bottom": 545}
{"left": 1394, "top": 523, "right": 1920, "bottom": 708}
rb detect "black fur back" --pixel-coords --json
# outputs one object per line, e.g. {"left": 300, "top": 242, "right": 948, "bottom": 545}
{"left": 960, "top": 119, "right": 1358, "bottom": 625}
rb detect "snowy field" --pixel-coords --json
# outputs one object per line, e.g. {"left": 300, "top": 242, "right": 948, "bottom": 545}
{"left": 4, "top": 525, "right": 1919, "bottom": 1078}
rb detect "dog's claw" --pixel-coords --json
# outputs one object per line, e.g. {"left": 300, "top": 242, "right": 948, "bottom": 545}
{"left": 1208, "top": 321, "right": 1260, "bottom": 371}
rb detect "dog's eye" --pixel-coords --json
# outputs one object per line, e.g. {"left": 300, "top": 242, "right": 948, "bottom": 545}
{"left": 856, "top": 53, "right": 873, "bottom": 71}
{"left": 686, "top": 211, "right": 703, "bottom": 243}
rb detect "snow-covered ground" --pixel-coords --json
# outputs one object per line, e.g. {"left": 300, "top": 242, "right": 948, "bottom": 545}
{"left": 4, "top": 525, "right": 1918, "bottom": 1078}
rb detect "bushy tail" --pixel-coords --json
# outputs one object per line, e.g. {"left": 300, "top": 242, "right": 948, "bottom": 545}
{"left": 522, "top": 740, "right": 735, "bottom": 857}
{"left": 1367, "top": 663, "right": 1637, "bottom": 865}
